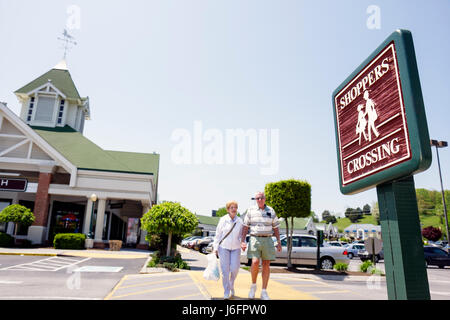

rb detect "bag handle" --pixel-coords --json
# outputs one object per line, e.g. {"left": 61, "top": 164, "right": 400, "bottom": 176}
{"left": 219, "top": 222, "right": 237, "bottom": 246}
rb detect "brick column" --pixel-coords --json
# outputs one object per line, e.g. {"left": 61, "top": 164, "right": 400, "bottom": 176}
{"left": 33, "top": 172, "right": 52, "bottom": 227}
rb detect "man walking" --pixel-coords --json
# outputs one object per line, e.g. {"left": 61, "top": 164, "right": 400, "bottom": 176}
{"left": 241, "top": 191, "right": 282, "bottom": 300}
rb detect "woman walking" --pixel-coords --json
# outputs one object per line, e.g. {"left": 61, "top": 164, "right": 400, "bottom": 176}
{"left": 213, "top": 201, "right": 243, "bottom": 299}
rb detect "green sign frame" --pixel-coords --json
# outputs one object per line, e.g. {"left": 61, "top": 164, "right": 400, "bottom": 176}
{"left": 332, "top": 29, "right": 432, "bottom": 195}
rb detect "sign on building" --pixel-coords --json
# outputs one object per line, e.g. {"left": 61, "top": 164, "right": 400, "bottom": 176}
{"left": 0, "top": 178, "right": 28, "bottom": 192}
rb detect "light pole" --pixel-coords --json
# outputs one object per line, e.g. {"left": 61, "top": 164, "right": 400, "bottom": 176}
{"left": 88, "top": 193, "right": 97, "bottom": 239}
{"left": 430, "top": 140, "right": 449, "bottom": 243}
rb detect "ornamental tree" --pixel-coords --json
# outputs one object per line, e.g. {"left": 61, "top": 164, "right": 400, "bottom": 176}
{"left": 0, "top": 204, "right": 35, "bottom": 238}
{"left": 265, "top": 179, "right": 311, "bottom": 269}
{"left": 141, "top": 202, "right": 198, "bottom": 257}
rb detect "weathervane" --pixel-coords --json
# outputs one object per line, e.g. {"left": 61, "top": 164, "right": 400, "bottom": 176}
{"left": 57, "top": 29, "right": 77, "bottom": 59}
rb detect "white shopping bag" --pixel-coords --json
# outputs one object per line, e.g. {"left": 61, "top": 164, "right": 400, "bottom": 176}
{"left": 203, "top": 253, "right": 220, "bottom": 281}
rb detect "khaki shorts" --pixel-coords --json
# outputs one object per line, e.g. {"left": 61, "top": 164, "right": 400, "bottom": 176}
{"left": 247, "top": 236, "right": 275, "bottom": 261}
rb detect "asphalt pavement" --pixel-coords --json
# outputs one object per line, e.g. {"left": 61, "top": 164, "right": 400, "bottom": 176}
{"left": 0, "top": 246, "right": 449, "bottom": 300}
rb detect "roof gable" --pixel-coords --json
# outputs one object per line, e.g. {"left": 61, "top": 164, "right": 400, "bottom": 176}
{"left": 15, "top": 68, "right": 81, "bottom": 101}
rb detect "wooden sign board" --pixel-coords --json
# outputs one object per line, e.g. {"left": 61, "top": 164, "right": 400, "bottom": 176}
{"left": 332, "top": 30, "right": 432, "bottom": 194}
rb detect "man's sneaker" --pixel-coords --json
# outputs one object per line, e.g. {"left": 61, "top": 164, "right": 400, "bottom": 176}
{"left": 224, "top": 292, "right": 230, "bottom": 300}
{"left": 248, "top": 284, "right": 257, "bottom": 299}
{"left": 230, "top": 289, "right": 235, "bottom": 297}
{"left": 260, "top": 289, "right": 270, "bottom": 300}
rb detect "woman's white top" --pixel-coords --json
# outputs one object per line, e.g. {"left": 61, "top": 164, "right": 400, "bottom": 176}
{"left": 213, "top": 214, "right": 243, "bottom": 251}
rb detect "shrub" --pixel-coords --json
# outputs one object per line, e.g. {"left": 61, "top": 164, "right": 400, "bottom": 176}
{"left": 16, "top": 239, "right": 33, "bottom": 248}
{"left": 0, "top": 232, "right": 14, "bottom": 247}
{"left": 422, "top": 226, "right": 442, "bottom": 242}
{"left": 53, "top": 233, "right": 86, "bottom": 249}
{"left": 333, "top": 263, "right": 348, "bottom": 272}
{"left": 360, "top": 260, "right": 373, "bottom": 273}
{"left": 147, "top": 251, "right": 190, "bottom": 271}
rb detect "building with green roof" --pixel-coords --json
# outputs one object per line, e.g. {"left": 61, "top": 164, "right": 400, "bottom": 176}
{"left": 0, "top": 60, "right": 159, "bottom": 248}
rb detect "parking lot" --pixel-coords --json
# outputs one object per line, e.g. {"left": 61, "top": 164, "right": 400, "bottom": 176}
{"left": 0, "top": 254, "right": 146, "bottom": 300}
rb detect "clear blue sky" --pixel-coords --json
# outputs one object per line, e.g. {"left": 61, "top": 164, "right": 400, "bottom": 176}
{"left": 0, "top": 0, "right": 449, "bottom": 219}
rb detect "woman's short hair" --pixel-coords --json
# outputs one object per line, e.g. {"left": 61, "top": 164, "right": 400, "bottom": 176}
{"left": 226, "top": 201, "right": 238, "bottom": 210}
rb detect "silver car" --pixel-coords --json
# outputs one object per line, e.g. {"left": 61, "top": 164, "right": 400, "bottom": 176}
{"left": 240, "top": 234, "right": 349, "bottom": 269}
{"left": 345, "top": 243, "right": 366, "bottom": 259}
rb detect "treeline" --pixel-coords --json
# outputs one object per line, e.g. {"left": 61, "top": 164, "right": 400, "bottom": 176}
{"left": 416, "top": 188, "right": 450, "bottom": 216}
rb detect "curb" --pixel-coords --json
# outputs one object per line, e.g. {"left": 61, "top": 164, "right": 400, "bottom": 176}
{"left": 271, "top": 273, "right": 386, "bottom": 282}
{"left": 0, "top": 252, "right": 58, "bottom": 257}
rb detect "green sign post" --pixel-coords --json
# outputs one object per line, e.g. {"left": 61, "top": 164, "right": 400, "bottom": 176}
{"left": 332, "top": 30, "right": 432, "bottom": 300}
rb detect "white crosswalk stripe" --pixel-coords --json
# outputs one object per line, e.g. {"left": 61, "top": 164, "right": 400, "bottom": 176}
{"left": 0, "top": 257, "right": 91, "bottom": 272}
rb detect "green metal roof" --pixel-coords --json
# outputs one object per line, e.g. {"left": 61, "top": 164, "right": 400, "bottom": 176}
{"left": 31, "top": 126, "right": 159, "bottom": 180}
{"left": 196, "top": 215, "right": 221, "bottom": 226}
{"left": 15, "top": 68, "right": 82, "bottom": 100}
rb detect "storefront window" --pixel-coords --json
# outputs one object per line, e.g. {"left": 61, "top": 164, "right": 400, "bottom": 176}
{"left": 49, "top": 201, "right": 85, "bottom": 241}
{"left": 0, "top": 199, "right": 12, "bottom": 233}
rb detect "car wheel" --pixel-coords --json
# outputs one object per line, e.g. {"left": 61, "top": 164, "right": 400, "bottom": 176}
{"left": 246, "top": 259, "right": 252, "bottom": 266}
{"left": 438, "top": 265, "right": 444, "bottom": 269}
{"left": 348, "top": 253, "right": 354, "bottom": 259}
{"left": 320, "top": 257, "right": 334, "bottom": 270}
{"left": 200, "top": 246, "right": 207, "bottom": 254}
{"left": 374, "top": 255, "right": 379, "bottom": 263}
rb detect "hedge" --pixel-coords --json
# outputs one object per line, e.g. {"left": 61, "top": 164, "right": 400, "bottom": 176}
{"left": 0, "top": 232, "right": 14, "bottom": 247}
{"left": 53, "top": 233, "right": 86, "bottom": 249}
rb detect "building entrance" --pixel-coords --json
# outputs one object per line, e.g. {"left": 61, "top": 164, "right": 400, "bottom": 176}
{"left": 49, "top": 201, "right": 85, "bottom": 242}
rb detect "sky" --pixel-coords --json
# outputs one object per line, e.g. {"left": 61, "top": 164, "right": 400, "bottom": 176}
{"left": 0, "top": 0, "right": 449, "bottom": 220}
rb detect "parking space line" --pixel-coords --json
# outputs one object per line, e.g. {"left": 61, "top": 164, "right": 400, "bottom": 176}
{"left": 54, "top": 257, "right": 91, "bottom": 271}
{"left": 104, "top": 275, "right": 129, "bottom": 300}
{"left": 0, "top": 256, "right": 91, "bottom": 272}
{"left": 188, "top": 272, "right": 212, "bottom": 300}
{"left": 119, "top": 276, "right": 189, "bottom": 290}
{"left": 107, "top": 282, "right": 192, "bottom": 300}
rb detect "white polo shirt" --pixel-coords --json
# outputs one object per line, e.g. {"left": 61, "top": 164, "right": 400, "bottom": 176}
{"left": 213, "top": 214, "right": 243, "bottom": 251}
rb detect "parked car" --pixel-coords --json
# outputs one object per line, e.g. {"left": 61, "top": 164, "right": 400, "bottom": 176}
{"left": 345, "top": 243, "right": 366, "bottom": 259}
{"left": 187, "top": 237, "right": 203, "bottom": 249}
{"left": 205, "top": 242, "right": 214, "bottom": 254}
{"left": 326, "top": 241, "right": 347, "bottom": 247}
{"left": 424, "top": 246, "right": 450, "bottom": 268}
{"left": 240, "top": 234, "right": 349, "bottom": 269}
{"left": 358, "top": 248, "right": 384, "bottom": 263}
{"left": 195, "top": 236, "right": 215, "bottom": 254}
{"left": 181, "top": 236, "right": 201, "bottom": 247}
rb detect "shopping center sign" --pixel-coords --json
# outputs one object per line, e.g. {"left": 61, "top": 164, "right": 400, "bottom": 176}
{"left": 0, "top": 178, "right": 27, "bottom": 192}
{"left": 332, "top": 29, "right": 432, "bottom": 194}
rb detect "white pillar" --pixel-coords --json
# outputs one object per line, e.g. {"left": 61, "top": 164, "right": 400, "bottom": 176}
{"left": 94, "top": 198, "right": 107, "bottom": 242}
{"left": 83, "top": 199, "right": 94, "bottom": 235}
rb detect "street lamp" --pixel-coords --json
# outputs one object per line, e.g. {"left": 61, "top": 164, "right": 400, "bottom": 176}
{"left": 430, "top": 139, "right": 449, "bottom": 243}
{"left": 88, "top": 193, "right": 97, "bottom": 239}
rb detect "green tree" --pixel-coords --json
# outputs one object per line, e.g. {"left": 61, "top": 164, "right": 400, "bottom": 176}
{"left": 363, "top": 204, "right": 371, "bottom": 215}
{"left": 141, "top": 202, "right": 198, "bottom": 257}
{"left": 372, "top": 202, "right": 380, "bottom": 225}
{"left": 0, "top": 204, "right": 35, "bottom": 238}
{"left": 325, "top": 215, "right": 337, "bottom": 224}
{"left": 216, "top": 207, "right": 228, "bottom": 217}
{"left": 344, "top": 207, "right": 354, "bottom": 218}
{"left": 321, "top": 210, "right": 331, "bottom": 221}
{"left": 216, "top": 207, "right": 240, "bottom": 217}
{"left": 265, "top": 179, "right": 311, "bottom": 269}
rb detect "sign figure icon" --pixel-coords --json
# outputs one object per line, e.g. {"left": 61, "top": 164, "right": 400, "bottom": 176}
{"left": 364, "top": 90, "right": 379, "bottom": 142}
{"left": 356, "top": 104, "right": 368, "bottom": 145}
